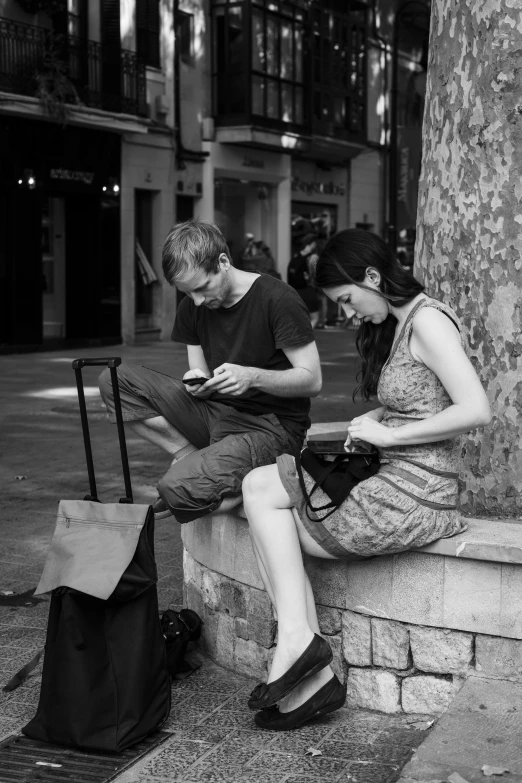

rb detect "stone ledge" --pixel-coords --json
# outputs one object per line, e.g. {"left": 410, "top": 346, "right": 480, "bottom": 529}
{"left": 201, "top": 510, "right": 522, "bottom": 565}
{"left": 183, "top": 551, "right": 522, "bottom": 714}
{"left": 413, "top": 517, "right": 522, "bottom": 564}
{"left": 182, "top": 512, "right": 522, "bottom": 639}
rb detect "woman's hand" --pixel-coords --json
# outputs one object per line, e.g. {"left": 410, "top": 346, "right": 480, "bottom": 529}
{"left": 345, "top": 414, "right": 395, "bottom": 450}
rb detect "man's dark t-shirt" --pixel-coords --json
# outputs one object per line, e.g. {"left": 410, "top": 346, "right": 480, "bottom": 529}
{"left": 172, "top": 274, "right": 315, "bottom": 442}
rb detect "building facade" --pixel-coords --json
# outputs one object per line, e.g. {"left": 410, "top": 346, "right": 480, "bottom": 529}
{"left": 0, "top": 0, "right": 176, "bottom": 351}
{"left": 170, "top": 0, "right": 429, "bottom": 326}
{"left": 0, "top": 0, "right": 429, "bottom": 349}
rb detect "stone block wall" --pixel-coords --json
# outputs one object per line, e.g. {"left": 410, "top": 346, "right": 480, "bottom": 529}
{"left": 184, "top": 550, "right": 522, "bottom": 714}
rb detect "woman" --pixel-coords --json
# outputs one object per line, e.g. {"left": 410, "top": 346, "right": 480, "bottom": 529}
{"left": 242, "top": 229, "right": 491, "bottom": 731}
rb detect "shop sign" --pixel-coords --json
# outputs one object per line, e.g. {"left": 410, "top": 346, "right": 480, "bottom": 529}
{"left": 50, "top": 168, "right": 95, "bottom": 185}
{"left": 242, "top": 157, "right": 265, "bottom": 169}
{"left": 291, "top": 176, "right": 346, "bottom": 197}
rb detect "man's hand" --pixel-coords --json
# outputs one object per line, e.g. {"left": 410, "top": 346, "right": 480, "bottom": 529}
{"left": 203, "top": 363, "right": 256, "bottom": 396}
{"left": 183, "top": 369, "right": 214, "bottom": 398}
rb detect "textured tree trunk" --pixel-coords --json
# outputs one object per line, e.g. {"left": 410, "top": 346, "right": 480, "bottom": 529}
{"left": 415, "top": 1, "right": 522, "bottom": 516}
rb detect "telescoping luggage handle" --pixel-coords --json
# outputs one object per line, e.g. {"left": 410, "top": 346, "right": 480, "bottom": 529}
{"left": 71, "top": 357, "right": 133, "bottom": 504}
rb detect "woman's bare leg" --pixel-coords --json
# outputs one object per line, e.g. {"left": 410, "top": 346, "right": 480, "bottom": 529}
{"left": 242, "top": 465, "right": 337, "bottom": 706}
{"left": 250, "top": 535, "right": 277, "bottom": 616}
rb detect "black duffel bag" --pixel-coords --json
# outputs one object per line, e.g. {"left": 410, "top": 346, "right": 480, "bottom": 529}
{"left": 23, "top": 509, "right": 171, "bottom": 752}
{"left": 21, "top": 358, "right": 172, "bottom": 752}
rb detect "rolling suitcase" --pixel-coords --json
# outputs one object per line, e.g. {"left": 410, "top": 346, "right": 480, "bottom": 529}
{"left": 22, "top": 357, "right": 171, "bottom": 751}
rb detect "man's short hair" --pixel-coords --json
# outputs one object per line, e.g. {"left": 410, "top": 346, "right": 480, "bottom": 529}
{"left": 162, "top": 219, "right": 231, "bottom": 286}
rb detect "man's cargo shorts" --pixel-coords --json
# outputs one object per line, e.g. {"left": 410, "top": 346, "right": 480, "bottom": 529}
{"left": 99, "top": 364, "right": 300, "bottom": 524}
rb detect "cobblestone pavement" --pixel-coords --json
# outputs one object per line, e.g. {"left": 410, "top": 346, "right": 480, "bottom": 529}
{"left": 0, "top": 332, "right": 435, "bottom": 782}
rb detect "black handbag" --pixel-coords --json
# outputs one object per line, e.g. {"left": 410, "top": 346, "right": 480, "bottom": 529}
{"left": 296, "top": 432, "right": 380, "bottom": 521}
{"left": 162, "top": 608, "right": 203, "bottom": 680}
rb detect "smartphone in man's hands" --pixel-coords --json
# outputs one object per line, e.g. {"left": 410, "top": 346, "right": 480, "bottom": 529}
{"left": 182, "top": 377, "right": 211, "bottom": 386}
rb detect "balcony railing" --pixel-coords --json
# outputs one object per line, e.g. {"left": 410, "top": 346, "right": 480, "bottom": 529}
{"left": 0, "top": 16, "right": 147, "bottom": 118}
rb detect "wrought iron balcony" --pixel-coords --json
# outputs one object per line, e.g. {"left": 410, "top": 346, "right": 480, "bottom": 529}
{"left": 0, "top": 16, "right": 147, "bottom": 118}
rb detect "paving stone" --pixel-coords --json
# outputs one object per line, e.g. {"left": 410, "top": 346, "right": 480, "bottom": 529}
{"left": 182, "top": 765, "right": 283, "bottom": 783}
{"left": 0, "top": 609, "right": 49, "bottom": 628}
{"left": 247, "top": 750, "right": 348, "bottom": 778}
{"left": 409, "top": 627, "right": 473, "bottom": 675}
{"left": 179, "top": 765, "right": 248, "bottom": 783}
{"left": 269, "top": 723, "right": 332, "bottom": 754}
{"left": 173, "top": 672, "right": 247, "bottom": 695}
{"left": 343, "top": 611, "right": 372, "bottom": 666}
{"left": 371, "top": 619, "right": 410, "bottom": 670}
{"left": 198, "top": 732, "right": 270, "bottom": 768}
{"left": 320, "top": 739, "right": 416, "bottom": 763}
{"left": 142, "top": 739, "right": 213, "bottom": 777}
{"left": 338, "top": 762, "right": 401, "bottom": 783}
{"left": 200, "top": 710, "right": 259, "bottom": 730}
{"left": 169, "top": 724, "right": 232, "bottom": 744}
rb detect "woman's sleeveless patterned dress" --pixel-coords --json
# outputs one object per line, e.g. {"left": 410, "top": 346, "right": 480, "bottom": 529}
{"left": 277, "top": 297, "right": 468, "bottom": 558}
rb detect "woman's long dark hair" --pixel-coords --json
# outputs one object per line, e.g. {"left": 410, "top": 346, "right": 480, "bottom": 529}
{"left": 315, "top": 229, "right": 425, "bottom": 401}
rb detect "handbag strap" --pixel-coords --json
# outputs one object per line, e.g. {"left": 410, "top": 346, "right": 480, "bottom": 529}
{"left": 296, "top": 451, "right": 346, "bottom": 521}
{"left": 2, "top": 648, "right": 44, "bottom": 693}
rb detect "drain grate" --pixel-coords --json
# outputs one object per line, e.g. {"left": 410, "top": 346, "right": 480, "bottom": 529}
{"left": 0, "top": 731, "right": 171, "bottom": 783}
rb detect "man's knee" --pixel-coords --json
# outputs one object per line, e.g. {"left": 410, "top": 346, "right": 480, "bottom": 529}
{"left": 98, "top": 367, "right": 113, "bottom": 404}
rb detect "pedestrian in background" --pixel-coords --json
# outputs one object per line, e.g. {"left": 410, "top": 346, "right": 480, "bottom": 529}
{"left": 287, "top": 216, "right": 320, "bottom": 327}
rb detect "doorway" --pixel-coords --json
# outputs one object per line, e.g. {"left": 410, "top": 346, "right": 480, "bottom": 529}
{"left": 135, "top": 190, "right": 155, "bottom": 330}
{"left": 42, "top": 197, "right": 66, "bottom": 340}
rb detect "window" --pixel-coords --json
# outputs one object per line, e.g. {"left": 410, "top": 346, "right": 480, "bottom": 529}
{"left": 211, "top": 0, "right": 366, "bottom": 140}
{"left": 67, "top": 0, "right": 86, "bottom": 39}
{"left": 311, "top": 0, "right": 367, "bottom": 139}
{"left": 176, "top": 10, "right": 195, "bottom": 67}
{"left": 136, "top": 0, "right": 160, "bottom": 68}
{"left": 212, "top": 0, "right": 307, "bottom": 128}
{"left": 250, "top": 0, "right": 306, "bottom": 125}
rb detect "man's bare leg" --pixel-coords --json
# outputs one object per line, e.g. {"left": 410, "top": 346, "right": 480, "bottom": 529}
{"left": 127, "top": 416, "right": 198, "bottom": 461}
{"left": 132, "top": 417, "right": 242, "bottom": 516}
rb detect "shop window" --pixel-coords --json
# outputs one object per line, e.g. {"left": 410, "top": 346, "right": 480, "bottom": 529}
{"left": 136, "top": 0, "right": 161, "bottom": 69}
{"left": 176, "top": 10, "right": 195, "bottom": 67}
{"left": 214, "top": 178, "right": 277, "bottom": 273}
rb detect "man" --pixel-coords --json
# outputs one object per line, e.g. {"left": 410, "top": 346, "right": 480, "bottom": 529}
{"left": 99, "top": 219, "right": 321, "bottom": 524}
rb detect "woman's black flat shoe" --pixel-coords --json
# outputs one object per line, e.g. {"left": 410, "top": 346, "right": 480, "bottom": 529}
{"left": 254, "top": 674, "right": 346, "bottom": 731}
{"left": 248, "top": 634, "right": 333, "bottom": 711}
